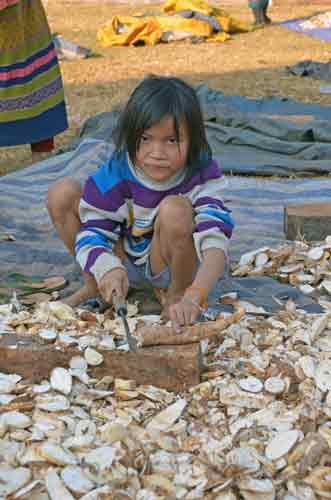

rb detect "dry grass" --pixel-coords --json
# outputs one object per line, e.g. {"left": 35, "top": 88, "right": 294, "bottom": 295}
{"left": 1, "top": 0, "right": 331, "bottom": 175}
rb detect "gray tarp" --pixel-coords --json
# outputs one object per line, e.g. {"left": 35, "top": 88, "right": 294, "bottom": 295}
{"left": 67, "top": 84, "right": 331, "bottom": 176}
{"left": 0, "top": 138, "right": 328, "bottom": 312}
{"left": 286, "top": 60, "right": 331, "bottom": 82}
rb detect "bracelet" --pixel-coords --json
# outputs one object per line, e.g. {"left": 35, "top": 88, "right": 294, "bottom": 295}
{"left": 185, "top": 285, "right": 208, "bottom": 308}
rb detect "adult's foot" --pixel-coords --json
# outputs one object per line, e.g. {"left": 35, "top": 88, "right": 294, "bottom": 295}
{"left": 262, "top": 5, "right": 272, "bottom": 24}
{"left": 252, "top": 7, "right": 264, "bottom": 27}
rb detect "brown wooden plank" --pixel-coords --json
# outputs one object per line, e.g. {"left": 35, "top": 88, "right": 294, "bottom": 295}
{"left": 0, "top": 335, "right": 202, "bottom": 392}
{"left": 284, "top": 202, "right": 331, "bottom": 241}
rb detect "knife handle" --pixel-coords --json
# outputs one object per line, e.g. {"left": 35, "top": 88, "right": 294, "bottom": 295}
{"left": 112, "top": 293, "right": 127, "bottom": 316}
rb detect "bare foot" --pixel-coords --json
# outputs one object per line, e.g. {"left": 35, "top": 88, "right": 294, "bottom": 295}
{"left": 153, "top": 287, "right": 167, "bottom": 306}
{"left": 62, "top": 284, "right": 99, "bottom": 308}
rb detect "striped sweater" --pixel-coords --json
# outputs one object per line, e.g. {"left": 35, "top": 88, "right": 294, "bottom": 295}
{"left": 76, "top": 152, "right": 234, "bottom": 282}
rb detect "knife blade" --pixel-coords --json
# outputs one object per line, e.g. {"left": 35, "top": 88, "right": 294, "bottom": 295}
{"left": 112, "top": 293, "right": 138, "bottom": 352}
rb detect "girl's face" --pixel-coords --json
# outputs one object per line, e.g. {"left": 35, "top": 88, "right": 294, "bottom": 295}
{"left": 135, "top": 114, "right": 189, "bottom": 183}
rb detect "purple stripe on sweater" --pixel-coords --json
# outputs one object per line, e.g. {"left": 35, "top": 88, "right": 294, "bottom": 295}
{"left": 84, "top": 247, "right": 106, "bottom": 273}
{"left": 83, "top": 160, "right": 222, "bottom": 212}
{"left": 194, "top": 196, "right": 227, "bottom": 210}
{"left": 127, "top": 161, "right": 222, "bottom": 209}
{"left": 83, "top": 219, "right": 118, "bottom": 232}
{"left": 196, "top": 220, "right": 233, "bottom": 239}
{"left": 83, "top": 178, "right": 129, "bottom": 212}
{"left": 127, "top": 181, "right": 166, "bottom": 209}
{"left": 181, "top": 160, "right": 222, "bottom": 195}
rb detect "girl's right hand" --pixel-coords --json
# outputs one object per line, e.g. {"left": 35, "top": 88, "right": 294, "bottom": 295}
{"left": 98, "top": 268, "right": 129, "bottom": 304}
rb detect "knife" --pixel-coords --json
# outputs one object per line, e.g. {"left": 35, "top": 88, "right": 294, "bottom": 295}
{"left": 112, "top": 293, "right": 138, "bottom": 352}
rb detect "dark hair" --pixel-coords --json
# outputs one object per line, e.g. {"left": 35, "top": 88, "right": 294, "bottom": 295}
{"left": 114, "top": 75, "right": 212, "bottom": 176}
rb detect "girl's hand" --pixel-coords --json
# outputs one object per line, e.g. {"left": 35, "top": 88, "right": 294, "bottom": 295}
{"left": 168, "top": 295, "right": 201, "bottom": 333}
{"left": 98, "top": 268, "right": 129, "bottom": 304}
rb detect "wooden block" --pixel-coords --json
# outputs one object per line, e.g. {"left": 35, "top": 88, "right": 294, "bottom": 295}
{"left": 0, "top": 335, "right": 202, "bottom": 392}
{"left": 284, "top": 203, "right": 331, "bottom": 241}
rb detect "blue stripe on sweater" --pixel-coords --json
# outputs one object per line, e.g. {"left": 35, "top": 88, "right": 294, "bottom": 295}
{"left": 127, "top": 237, "right": 150, "bottom": 253}
{"left": 75, "top": 234, "right": 114, "bottom": 253}
{"left": 198, "top": 208, "right": 234, "bottom": 226}
{"left": 92, "top": 152, "right": 135, "bottom": 194}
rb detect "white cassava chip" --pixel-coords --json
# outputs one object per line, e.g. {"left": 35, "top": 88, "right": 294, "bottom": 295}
{"left": 36, "top": 394, "right": 70, "bottom": 412}
{"left": 50, "top": 367, "right": 72, "bottom": 395}
{"left": 61, "top": 466, "right": 95, "bottom": 494}
{"left": 146, "top": 399, "right": 187, "bottom": 432}
{"left": 265, "top": 430, "right": 300, "bottom": 461}
{"left": 46, "top": 468, "right": 75, "bottom": 500}
{"left": 315, "top": 360, "right": 331, "bottom": 392}
{"left": 0, "top": 465, "right": 31, "bottom": 496}
{"left": 84, "top": 347, "right": 104, "bottom": 366}
{"left": 264, "top": 377, "right": 285, "bottom": 394}
{"left": 238, "top": 377, "right": 263, "bottom": 393}
{"left": 1, "top": 412, "right": 31, "bottom": 429}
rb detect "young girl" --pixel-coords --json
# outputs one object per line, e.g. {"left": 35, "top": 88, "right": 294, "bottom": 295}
{"left": 47, "top": 75, "right": 234, "bottom": 331}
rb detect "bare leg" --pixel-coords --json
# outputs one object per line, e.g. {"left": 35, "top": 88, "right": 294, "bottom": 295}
{"left": 47, "top": 177, "right": 98, "bottom": 306}
{"left": 149, "top": 195, "right": 198, "bottom": 312}
{"left": 31, "top": 151, "right": 51, "bottom": 164}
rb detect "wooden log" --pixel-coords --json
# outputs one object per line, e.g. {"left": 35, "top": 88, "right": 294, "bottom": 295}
{"left": 284, "top": 203, "right": 331, "bottom": 241}
{"left": 0, "top": 334, "right": 202, "bottom": 392}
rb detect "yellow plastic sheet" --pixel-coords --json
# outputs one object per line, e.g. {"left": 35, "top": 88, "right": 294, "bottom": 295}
{"left": 97, "top": 0, "right": 251, "bottom": 47}
{"left": 97, "top": 17, "right": 162, "bottom": 47}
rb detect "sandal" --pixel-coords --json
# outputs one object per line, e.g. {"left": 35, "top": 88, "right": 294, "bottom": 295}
{"left": 0, "top": 274, "right": 68, "bottom": 306}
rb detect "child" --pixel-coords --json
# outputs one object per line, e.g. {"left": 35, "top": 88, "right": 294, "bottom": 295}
{"left": 47, "top": 75, "right": 234, "bottom": 331}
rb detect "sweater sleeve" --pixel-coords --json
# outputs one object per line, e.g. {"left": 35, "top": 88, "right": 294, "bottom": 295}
{"left": 190, "top": 161, "right": 234, "bottom": 261}
{"left": 75, "top": 163, "right": 128, "bottom": 283}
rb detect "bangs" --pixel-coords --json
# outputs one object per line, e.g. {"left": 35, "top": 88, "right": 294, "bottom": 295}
{"left": 114, "top": 75, "right": 212, "bottom": 173}
{"left": 134, "top": 86, "right": 185, "bottom": 147}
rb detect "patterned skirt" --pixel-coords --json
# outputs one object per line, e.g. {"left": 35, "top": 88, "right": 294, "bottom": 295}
{"left": 0, "top": 0, "right": 68, "bottom": 146}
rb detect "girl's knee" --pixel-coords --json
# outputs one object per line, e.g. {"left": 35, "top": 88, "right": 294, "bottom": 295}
{"left": 47, "top": 177, "right": 81, "bottom": 215}
{"left": 158, "top": 195, "right": 194, "bottom": 237}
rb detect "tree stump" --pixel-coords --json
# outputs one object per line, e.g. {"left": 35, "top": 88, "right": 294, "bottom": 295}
{"left": 284, "top": 203, "right": 331, "bottom": 241}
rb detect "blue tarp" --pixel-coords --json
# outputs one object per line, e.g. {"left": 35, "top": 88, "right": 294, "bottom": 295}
{"left": 0, "top": 138, "right": 328, "bottom": 312}
{"left": 280, "top": 18, "right": 331, "bottom": 42}
{"left": 70, "top": 84, "right": 331, "bottom": 177}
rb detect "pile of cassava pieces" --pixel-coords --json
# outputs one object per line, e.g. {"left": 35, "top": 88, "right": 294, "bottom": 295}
{"left": 232, "top": 235, "right": 331, "bottom": 303}
{"left": 1, "top": 239, "right": 331, "bottom": 498}
{"left": 300, "top": 11, "right": 331, "bottom": 29}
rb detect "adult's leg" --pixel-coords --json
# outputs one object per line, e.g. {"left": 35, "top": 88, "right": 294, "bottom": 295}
{"left": 149, "top": 195, "right": 199, "bottom": 307}
{"left": 248, "top": 0, "right": 264, "bottom": 25}
{"left": 262, "top": 0, "right": 272, "bottom": 24}
{"left": 47, "top": 177, "right": 98, "bottom": 306}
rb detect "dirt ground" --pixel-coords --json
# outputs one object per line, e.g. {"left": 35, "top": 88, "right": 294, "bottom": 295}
{"left": 1, "top": 0, "right": 331, "bottom": 175}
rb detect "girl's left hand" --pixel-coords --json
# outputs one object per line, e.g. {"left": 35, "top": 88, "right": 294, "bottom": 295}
{"left": 168, "top": 296, "right": 201, "bottom": 333}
